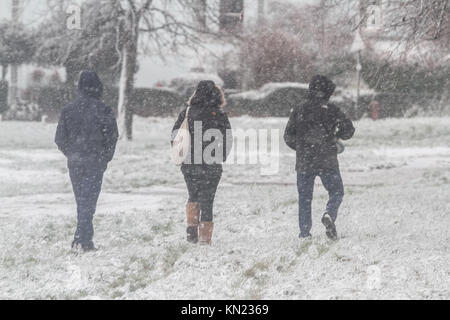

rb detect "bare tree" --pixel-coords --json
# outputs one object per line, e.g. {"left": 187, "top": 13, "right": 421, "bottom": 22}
{"left": 39, "top": 0, "right": 228, "bottom": 140}
{"left": 327, "top": 0, "right": 450, "bottom": 62}
{"left": 382, "top": 0, "right": 449, "bottom": 43}
{"left": 112, "top": 0, "right": 226, "bottom": 140}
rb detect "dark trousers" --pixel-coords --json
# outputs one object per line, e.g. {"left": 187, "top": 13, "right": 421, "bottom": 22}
{"left": 182, "top": 166, "right": 222, "bottom": 222}
{"left": 297, "top": 169, "right": 344, "bottom": 236}
{"left": 68, "top": 160, "right": 106, "bottom": 246}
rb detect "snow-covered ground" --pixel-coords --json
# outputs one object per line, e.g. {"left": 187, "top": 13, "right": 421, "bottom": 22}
{"left": 0, "top": 116, "right": 449, "bottom": 300}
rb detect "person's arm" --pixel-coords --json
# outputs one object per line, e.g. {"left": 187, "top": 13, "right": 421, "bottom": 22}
{"left": 103, "top": 107, "right": 119, "bottom": 163}
{"left": 55, "top": 108, "right": 68, "bottom": 157}
{"left": 171, "top": 108, "right": 187, "bottom": 146}
{"left": 284, "top": 108, "right": 298, "bottom": 150}
{"left": 334, "top": 108, "right": 355, "bottom": 140}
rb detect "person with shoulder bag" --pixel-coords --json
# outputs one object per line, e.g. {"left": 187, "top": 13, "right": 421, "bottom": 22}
{"left": 171, "top": 81, "right": 233, "bottom": 245}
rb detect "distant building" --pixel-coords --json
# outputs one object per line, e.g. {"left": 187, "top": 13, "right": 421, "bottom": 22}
{"left": 136, "top": 0, "right": 269, "bottom": 89}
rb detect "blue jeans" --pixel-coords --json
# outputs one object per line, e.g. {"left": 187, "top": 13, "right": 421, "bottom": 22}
{"left": 68, "top": 160, "right": 106, "bottom": 246}
{"left": 297, "top": 169, "right": 344, "bottom": 236}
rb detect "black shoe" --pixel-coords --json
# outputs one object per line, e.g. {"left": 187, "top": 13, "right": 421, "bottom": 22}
{"left": 299, "top": 232, "right": 312, "bottom": 239}
{"left": 187, "top": 226, "right": 198, "bottom": 244}
{"left": 72, "top": 240, "right": 96, "bottom": 252}
{"left": 81, "top": 242, "right": 97, "bottom": 252}
{"left": 322, "top": 213, "right": 338, "bottom": 240}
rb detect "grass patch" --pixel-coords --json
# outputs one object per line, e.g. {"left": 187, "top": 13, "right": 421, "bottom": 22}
{"left": 316, "top": 243, "right": 330, "bottom": 257}
{"left": 151, "top": 222, "right": 173, "bottom": 234}
{"left": 162, "top": 244, "right": 188, "bottom": 274}
{"left": 243, "top": 260, "right": 270, "bottom": 278}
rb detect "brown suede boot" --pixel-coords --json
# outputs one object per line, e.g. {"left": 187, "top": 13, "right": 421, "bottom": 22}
{"left": 199, "top": 221, "right": 214, "bottom": 245}
{"left": 186, "top": 203, "right": 200, "bottom": 243}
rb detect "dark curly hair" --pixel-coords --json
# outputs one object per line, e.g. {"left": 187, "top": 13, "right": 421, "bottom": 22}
{"left": 188, "top": 80, "right": 226, "bottom": 108}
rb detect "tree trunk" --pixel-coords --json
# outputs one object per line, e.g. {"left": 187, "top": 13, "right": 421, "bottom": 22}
{"left": 117, "top": 48, "right": 128, "bottom": 139}
{"left": 1, "top": 65, "right": 7, "bottom": 81}
{"left": 118, "top": 34, "right": 138, "bottom": 141}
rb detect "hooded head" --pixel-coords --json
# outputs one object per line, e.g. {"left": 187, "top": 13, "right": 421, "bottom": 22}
{"left": 78, "top": 70, "right": 103, "bottom": 99}
{"left": 189, "top": 80, "right": 225, "bottom": 108}
{"left": 308, "top": 75, "right": 336, "bottom": 102}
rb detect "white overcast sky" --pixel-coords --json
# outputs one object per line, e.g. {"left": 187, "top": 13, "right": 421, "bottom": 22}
{"left": 0, "top": 0, "right": 81, "bottom": 24}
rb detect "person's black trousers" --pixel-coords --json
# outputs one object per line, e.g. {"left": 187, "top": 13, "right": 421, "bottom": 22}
{"left": 68, "top": 160, "right": 106, "bottom": 247}
{"left": 182, "top": 165, "right": 222, "bottom": 222}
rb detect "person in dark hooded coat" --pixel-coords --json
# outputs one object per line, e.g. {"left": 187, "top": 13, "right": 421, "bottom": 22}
{"left": 284, "top": 75, "right": 355, "bottom": 240}
{"left": 55, "top": 70, "right": 118, "bottom": 252}
{"left": 171, "top": 80, "right": 233, "bottom": 245}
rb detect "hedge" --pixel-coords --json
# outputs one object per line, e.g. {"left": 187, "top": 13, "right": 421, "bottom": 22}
{"left": 35, "top": 86, "right": 73, "bottom": 121}
{"left": 225, "top": 84, "right": 373, "bottom": 120}
{"left": 28, "top": 83, "right": 388, "bottom": 120}
{"left": 226, "top": 86, "right": 309, "bottom": 117}
{"left": 130, "top": 88, "right": 184, "bottom": 117}
{"left": 32, "top": 86, "right": 185, "bottom": 121}
{"left": 0, "top": 80, "right": 9, "bottom": 114}
{"left": 361, "top": 57, "right": 450, "bottom": 117}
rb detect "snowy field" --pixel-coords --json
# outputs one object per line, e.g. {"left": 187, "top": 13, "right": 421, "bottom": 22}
{"left": 0, "top": 116, "right": 449, "bottom": 300}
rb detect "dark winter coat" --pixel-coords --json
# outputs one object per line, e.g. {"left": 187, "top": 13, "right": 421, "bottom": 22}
{"left": 55, "top": 71, "right": 119, "bottom": 166}
{"left": 284, "top": 76, "right": 355, "bottom": 173}
{"left": 171, "top": 81, "right": 233, "bottom": 171}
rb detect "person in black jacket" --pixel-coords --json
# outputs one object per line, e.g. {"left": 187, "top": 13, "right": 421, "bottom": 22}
{"left": 284, "top": 75, "right": 355, "bottom": 240}
{"left": 55, "top": 70, "right": 118, "bottom": 252}
{"left": 171, "top": 81, "right": 232, "bottom": 245}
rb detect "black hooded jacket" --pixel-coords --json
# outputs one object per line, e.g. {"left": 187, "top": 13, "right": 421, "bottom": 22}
{"left": 284, "top": 75, "right": 355, "bottom": 172}
{"left": 55, "top": 71, "right": 119, "bottom": 165}
{"left": 171, "top": 81, "right": 233, "bottom": 169}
